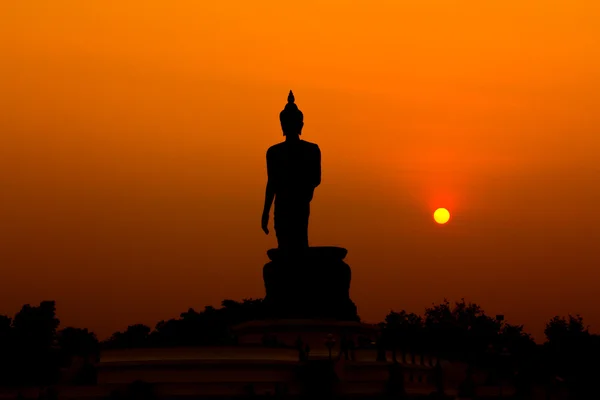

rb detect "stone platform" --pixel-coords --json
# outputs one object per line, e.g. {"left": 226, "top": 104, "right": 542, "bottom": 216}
{"left": 90, "top": 345, "right": 451, "bottom": 398}
{"left": 233, "top": 319, "right": 378, "bottom": 356}
{"left": 262, "top": 246, "right": 358, "bottom": 321}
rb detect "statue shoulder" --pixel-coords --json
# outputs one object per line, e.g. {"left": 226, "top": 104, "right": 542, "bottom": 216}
{"left": 267, "top": 143, "right": 285, "bottom": 157}
{"left": 300, "top": 140, "right": 320, "bottom": 152}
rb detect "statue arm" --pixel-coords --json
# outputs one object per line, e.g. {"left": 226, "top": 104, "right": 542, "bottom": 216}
{"left": 263, "top": 150, "right": 275, "bottom": 216}
{"left": 314, "top": 145, "right": 321, "bottom": 188}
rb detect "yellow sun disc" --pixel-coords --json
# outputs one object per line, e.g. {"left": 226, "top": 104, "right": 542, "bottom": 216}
{"left": 434, "top": 208, "right": 450, "bottom": 224}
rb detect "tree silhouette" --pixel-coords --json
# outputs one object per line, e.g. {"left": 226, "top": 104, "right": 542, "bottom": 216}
{"left": 12, "top": 301, "right": 60, "bottom": 350}
{"left": 422, "top": 299, "right": 503, "bottom": 362}
{"left": 382, "top": 310, "right": 423, "bottom": 362}
{"left": 58, "top": 327, "right": 100, "bottom": 359}
{"left": 541, "top": 314, "right": 600, "bottom": 399}
{"left": 383, "top": 299, "right": 539, "bottom": 366}
{"left": 105, "top": 324, "right": 152, "bottom": 349}
{"left": 57, "top": 327, "right": 100, "bottom": 385}
{"left": 382, "top": 298, "right": 543, "bottom": 397}
{"left": 119, "top": 298, "right": 266, "bottom": 348}
{"left": 0, "top": 315, "right": 15, "bottom": 386}
{"left": 10, "top": 301, "right": 61, "bottom": 386}
{"left": 0, "top": 295, "right": 598, "bottom": 399}
{"left": 0, "top": 315, "right": 11, "bottom": 338}
{"left": 544, "top": 314, "right": 588, "bottom": 344}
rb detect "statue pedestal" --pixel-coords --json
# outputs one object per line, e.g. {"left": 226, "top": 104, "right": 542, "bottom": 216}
{"left": 234, "top": 247, "right": 375, "bottom": 355}
{"left": 262, "top": 246, "right": 358, "bottom": 321}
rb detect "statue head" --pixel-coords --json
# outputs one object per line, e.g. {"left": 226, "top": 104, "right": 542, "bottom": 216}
{"left": 279, "top": 90, "right": 304, "bottom": 136}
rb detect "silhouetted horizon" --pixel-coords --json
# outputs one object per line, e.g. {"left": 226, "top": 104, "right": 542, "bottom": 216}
{"left": 2, "top": 297, "right": 599, "bottom": 396}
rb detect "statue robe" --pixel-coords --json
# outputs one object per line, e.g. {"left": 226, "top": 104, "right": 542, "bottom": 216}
{"left": 266, "top": 139, "right": 321, "bottom": 251}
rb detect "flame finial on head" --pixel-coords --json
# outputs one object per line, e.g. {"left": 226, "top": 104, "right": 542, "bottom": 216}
{"left": 288, "top": 90, "right": 295, "bottom": 104}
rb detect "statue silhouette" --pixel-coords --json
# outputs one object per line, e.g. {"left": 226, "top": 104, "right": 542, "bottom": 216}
{"left": 259, "top": 91, "right": 357, "bottom": 320}
{"left": 261, "top": 90, "right": 321, "bottom": 252}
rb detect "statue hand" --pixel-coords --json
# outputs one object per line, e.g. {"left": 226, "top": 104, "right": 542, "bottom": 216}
{"left": 261, "top": 213, "right": 269, "bottom": 235}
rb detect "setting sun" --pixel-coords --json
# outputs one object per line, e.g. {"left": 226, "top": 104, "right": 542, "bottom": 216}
{"left": 434, "top": 208, "right": 450, "bottom": 224}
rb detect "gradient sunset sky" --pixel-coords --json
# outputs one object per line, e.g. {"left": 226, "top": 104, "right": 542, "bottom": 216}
{"left": 2, "top": 1, "right": 599, "bottom": 340}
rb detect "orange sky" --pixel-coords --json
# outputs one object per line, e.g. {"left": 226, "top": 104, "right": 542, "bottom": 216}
{"left": 1, "top": 1, "right": 599, "bottom": 341}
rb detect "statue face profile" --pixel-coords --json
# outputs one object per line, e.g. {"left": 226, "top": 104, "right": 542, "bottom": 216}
{"left": 262, "top": 91, "right": 321, "bottom": 252}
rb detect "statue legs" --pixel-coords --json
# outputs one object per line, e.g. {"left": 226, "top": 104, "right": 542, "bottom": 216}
{"left": 274, "top": 202, "right": 310, "bottom": 252}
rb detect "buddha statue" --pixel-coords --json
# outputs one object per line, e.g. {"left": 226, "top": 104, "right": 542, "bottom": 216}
{"left": 261, "top": 91, "right": 321, "bottom": 253}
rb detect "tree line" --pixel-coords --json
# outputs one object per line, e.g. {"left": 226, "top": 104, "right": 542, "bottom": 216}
{"left": 1, "top": 298, "right": 599, "bottom": 398}
{"left": 0, "top": 301, "right": 98, "bottom": 387}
